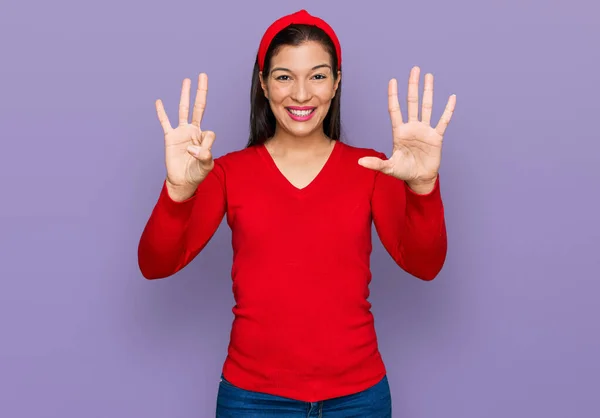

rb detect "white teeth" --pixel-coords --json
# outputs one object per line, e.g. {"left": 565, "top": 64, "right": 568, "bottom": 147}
{"left": 288, "top": 109, "right": 313, "bottom": 116}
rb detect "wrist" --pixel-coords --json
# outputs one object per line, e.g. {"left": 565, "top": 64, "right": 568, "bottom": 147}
{"left": 165, "top": 179, "right": 197, "bottom": 202}
{"left": 406, "top": 176, "right": 437, "bottom": 195}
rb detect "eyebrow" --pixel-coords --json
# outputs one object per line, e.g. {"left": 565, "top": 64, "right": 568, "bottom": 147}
{"left": 270, "top": 64, "right": 332, "bottom": 73}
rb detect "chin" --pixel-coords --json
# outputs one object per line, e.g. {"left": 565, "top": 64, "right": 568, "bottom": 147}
{"left": 286, "top": 123, "right": 319, "bottom": 137}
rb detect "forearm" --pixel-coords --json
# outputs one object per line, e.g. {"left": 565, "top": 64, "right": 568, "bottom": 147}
{"left": 396, "top": 177, "right": 447, "bottom": 280}
{"left": 138, "top": 172, "right": 226, "bottom": 279}
{"left": 373, "top": 174, "right": 447, "bottom": 281}
{"left": 138, "top": 181, "right": 198, "bottom": 279}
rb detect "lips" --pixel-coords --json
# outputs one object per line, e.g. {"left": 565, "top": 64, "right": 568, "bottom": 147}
{"left": 286, "top": 106, "right": 316, "bottom": 121}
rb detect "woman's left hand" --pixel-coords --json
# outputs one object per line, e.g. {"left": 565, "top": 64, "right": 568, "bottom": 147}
{"left": 358, "top": 66, "right": 456, "bottom": 194}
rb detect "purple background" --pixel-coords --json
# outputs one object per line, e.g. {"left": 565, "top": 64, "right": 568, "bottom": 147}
{"left": 2, "top": 0, "right": 599, "bottom": 417}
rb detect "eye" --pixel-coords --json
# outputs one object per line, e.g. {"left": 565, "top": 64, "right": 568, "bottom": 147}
{"left": 312, "top": 74, "right": 327, "bottom": 80}
{"left": 275, "top": 75, "right": 290, "bottom": 81}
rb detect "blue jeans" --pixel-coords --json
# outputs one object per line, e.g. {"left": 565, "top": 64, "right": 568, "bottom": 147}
{"left": 216, "top": 374, "right": 392, "bottom": 417}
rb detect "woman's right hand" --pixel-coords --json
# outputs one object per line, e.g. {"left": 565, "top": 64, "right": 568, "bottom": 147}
{"left": 155, "top": 73, "right": 216, "bottom": 200}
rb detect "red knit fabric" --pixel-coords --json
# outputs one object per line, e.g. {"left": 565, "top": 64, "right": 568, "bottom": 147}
{"left": 138, "top": 141, "right": 447, "bottom": 402}
{"left": 257, "top": 9, "right": 342, "bottom": 71}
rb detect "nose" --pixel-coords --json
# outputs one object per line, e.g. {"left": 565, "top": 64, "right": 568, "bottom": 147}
{"left": 291, "top": 79, "right": 310, "bottom": 103}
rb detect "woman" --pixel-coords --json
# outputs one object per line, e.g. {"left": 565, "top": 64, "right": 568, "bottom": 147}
{"left": 138, "top": 9, "right": 456, "bottom": 417}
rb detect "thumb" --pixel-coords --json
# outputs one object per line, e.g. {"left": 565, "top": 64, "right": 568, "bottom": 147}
{"left": 358, "top": 156, "right": 389, "bottom": 172}
{"left": 186, "top": 131, "right": 216, "bottom": 158}
{"left": 186, "top": 144, "right": 213, "bottom": 164}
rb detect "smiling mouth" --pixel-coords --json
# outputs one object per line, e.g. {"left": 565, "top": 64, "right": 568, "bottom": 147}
{"left": 286, "top": 107, "right": 316, "bottom": 117}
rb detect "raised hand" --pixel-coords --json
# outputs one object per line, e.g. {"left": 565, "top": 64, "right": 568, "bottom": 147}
{"left": 155, "top": 73, "right": 216, "bottom": 200}
{"left": 358, "top": 66, "right": 456, "bottom": 193}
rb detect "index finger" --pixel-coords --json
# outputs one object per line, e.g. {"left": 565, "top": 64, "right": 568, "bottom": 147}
{"left": 388, "top": 78, "right": 403, "bottom": 129}
{"left": 434, "top": 94, "right": 457, "bottom": 136}
{"left": 179, "top": 78, "right": 191, "bottom": 126}
{"left": 191, "top": 73, "right": 208, "bottom": 128}
{"left": 155, "top": 99, "right": 173, "bottom": 135}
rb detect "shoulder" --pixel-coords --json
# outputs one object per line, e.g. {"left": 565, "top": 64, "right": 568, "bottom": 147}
{"left": 213, "top": 145, "right": 260, "bottom": 169}
{"left": 200, "top": 146, "right": 259, "bottom": 186}
{"left": 337, "top": 141, "right": 387, "bottom": 160}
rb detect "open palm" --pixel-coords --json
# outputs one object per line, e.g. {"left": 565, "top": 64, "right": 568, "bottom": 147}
{"left": 359, "top": 66, "right": 456, "bottom": 190}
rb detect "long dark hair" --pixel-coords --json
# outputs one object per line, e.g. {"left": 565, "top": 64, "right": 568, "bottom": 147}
{"left": 246, "top": 24, "right": 342, "bottom": 147}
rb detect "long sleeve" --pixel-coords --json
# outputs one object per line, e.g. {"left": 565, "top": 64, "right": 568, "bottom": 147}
{"left": 371, "top": 160, "right": 447, "bottom": 281}
{"left": 137, "top": 160, "right": 227, "bottom": 279}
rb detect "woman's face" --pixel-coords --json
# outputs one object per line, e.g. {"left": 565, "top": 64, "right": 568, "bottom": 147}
{"left": 260, "top": 41, "right": 340, "bottom": 139}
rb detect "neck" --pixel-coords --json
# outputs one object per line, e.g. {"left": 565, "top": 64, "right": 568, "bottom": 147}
{"left": 267, "top": 127, "right": 332, "bottom": 154}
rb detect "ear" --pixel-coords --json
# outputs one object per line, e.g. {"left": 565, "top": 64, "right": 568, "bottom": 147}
{"left": 333, "top": 70, "right": 341, "bottom": 98}
{"left": 259, "top": 71, "right": 268, "bottom": 99}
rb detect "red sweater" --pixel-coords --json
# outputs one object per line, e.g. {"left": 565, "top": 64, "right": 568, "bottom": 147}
{"left": 138, "top": 140, "right": 447, "bottom": 402}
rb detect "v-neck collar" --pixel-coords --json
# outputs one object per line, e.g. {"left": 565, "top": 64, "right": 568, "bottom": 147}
{"left": 256, "top": 140, "right": 342, "bottom": 195}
